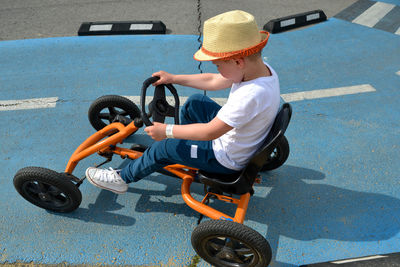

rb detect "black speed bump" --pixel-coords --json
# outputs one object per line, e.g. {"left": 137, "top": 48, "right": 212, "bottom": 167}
{"left": 78, "top": 21, "right": 166, "bottom": 36}
{"left": 264, "top": 10, "right": 327, "bottom": 33}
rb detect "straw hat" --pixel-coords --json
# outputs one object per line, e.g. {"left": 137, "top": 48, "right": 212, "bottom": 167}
{"left": 194, "top": 10, "right": 270, "bottom": 61}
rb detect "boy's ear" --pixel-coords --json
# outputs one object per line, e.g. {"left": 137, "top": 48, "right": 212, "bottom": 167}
{"left": 234, "top": 58, "right": 245, "bottom": 68}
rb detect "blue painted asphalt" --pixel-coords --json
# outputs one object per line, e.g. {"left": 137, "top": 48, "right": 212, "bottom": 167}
{"left": 0, "top": 17, "right": 399, "bottom": 266}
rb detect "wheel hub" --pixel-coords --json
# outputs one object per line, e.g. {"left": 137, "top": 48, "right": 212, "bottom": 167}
{"left": 221, "top": 252, "right": 235, "bottom": 260}
{"left": 38, "top": 192, "right": 49, "bottom": 201}
{"left": 218, "top": 246, "right": 236, "bottom": 261}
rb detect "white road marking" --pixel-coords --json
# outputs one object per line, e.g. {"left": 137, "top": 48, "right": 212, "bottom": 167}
{"left": 124, "top": 96, "right": 228, "bottom": 106}
{"left": 280, "top": 84, "right": 376, "bottom": 102}
{"left": 395, "top": 26, "right": 400, "bottom": 35}
{"left": 127, "top": 85, "right": 376, "bottom": 105}
{"left": 0, "top": 97, "right": 58, "bottom": 111}
{"left": 352, "top": 2, "right": 395, "bottom": 28}
{"left": 331, "top": 255, "right": 387, "bottom": 264}
{"left": 0, "top": 84, "right": 376, "bottom": 112}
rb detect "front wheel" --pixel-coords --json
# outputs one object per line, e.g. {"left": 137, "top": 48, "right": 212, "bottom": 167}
{"left": 13, "top": 167, "right": 82, "bottom": 213}
{"left": 88, "top": 95, "right": 141, "bottom": 131}
{"left": 191, "top": 220, "right": 272, "bottom": 267}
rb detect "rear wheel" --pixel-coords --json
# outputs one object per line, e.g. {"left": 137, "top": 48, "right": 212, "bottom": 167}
{"left": 261, "top": 136, "right": 289, "bottom": 171}
{"left": 13, "top": 167, "right": 82, "bottom": 213}
{"left": 191, "top": 220, "right": 272, "bottom": 267}
{"left": 88, "top": 95, "right": 141, "bottom": 131}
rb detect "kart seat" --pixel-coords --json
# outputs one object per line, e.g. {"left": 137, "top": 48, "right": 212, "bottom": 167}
{"left": 198, "top": 103, "right": 292, "bottom": 195}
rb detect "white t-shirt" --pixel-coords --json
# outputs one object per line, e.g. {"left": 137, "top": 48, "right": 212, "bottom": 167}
{"left": 212, "top": 63, "right": 280, "bottom": 170}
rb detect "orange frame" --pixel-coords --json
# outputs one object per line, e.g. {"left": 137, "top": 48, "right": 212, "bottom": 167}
{"left": 65, "top": 121, "right": 251, "bottom": 224}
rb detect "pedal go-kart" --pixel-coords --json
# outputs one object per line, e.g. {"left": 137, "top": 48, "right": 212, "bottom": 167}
{"left": 14, "top": 76, "right": 292, "bottom": 267}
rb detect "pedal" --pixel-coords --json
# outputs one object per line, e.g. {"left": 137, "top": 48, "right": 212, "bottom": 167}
{"left": 97, "top": 146, "right": 115, "bottom": 160}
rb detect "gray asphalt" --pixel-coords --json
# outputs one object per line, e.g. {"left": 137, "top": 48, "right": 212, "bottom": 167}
{"left": 0, "top": 0, "right": 358, "bottom": 41}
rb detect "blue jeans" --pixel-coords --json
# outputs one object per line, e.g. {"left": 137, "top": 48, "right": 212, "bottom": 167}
{"left": 120, "top": 94, "right": 238, "bottom": 183}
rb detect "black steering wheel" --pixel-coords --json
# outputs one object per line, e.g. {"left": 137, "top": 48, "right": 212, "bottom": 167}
{"left": 140, "top": 76, "right": 180, "bottom": 126}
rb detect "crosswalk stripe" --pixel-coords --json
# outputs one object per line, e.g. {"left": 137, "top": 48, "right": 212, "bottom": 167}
{"left": 335, "top": 0, "right": 400, "bottom": 34}
{"left": 352, "top": 2, "right": 395, "bottom": 28}
{"left": 335, "top": 0, "right": 375, "bottom": 22}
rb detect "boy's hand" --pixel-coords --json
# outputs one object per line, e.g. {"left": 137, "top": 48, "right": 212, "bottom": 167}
{"left": 144, "top": 122, "right": 167, "bottom": 141}
{"left": 152, "top": 71, "right": 174, "bottom": 86}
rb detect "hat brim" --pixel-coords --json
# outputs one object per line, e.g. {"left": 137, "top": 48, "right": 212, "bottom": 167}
{"left": 194, "top": 31, "right": 270, "bottom": 62}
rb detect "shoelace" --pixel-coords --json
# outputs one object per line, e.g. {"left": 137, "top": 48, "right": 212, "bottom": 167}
{"left": 96, "top": 167, "right": 121, "bottom": 183}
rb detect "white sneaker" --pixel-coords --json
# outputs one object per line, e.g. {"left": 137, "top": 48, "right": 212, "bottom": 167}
{"left": 85, "top": 167, "right": 128, "bottom": 194}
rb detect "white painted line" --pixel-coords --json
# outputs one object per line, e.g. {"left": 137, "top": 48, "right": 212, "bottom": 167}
{"left": 89, "top": 24, "right": 112, "bottom": 31}
{"left": 0, "top": 97, "right": 58, "bottom": 111}
{"left": 124, "top": 96, "right": 228, "bottom": 106}
{"left": 130, "top": 24, "right": 153, "bottom": 30}
{"left": 332, "top": 255, "right": 388, "bottom": 264}
{"left": 126, "top": 85, "right": 375, "bottom": 105}
{"left": 280, "top": 18, "right": 296, "bottom": 27}
{"left": 280, "top": 84, "right": 376, "bottom": 102}
{"left": 395, "top": 26, "right": 400, "bottom": 35}
{"left": 352, "top": 2, "right": 395, "bottom": 28}
{"left": 306, "top": 13, "right": 320, "bottom": 21}
{"left": 1, "top": 85, "right": 374, "bottom": 112}
{"left": 126, "top": 84, "right": 375, "bottom": 105}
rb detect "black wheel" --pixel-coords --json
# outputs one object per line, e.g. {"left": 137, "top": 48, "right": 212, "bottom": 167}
{"left": 88, "top": 95, "right": 141, "bottom": 131}
{"left": 13, "top": 167, "right": 82, "bottom": 213}
{"left": 261, "top": 135, "right": 290, "bottom": 171}
{"left": 191, "top": 220, "right": 272, "bottom": 267}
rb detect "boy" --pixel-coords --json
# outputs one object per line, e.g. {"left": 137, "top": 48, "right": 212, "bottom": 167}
{"left": 86, "top": 10, "right": 281, "bottom": 194}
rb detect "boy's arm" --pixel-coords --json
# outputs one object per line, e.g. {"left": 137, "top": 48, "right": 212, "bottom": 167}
{"left": 145, "top": 118, "right": 233, "bottom": 141}
{"left": 152, "top": 71, "right": 232, "bottom": 91}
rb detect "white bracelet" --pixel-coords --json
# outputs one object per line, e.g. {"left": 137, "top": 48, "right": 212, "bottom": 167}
{"left": 165, "top": 124, "right": 174, "bottom": 138}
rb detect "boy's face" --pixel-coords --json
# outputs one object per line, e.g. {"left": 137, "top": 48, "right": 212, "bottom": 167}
{"left": 212, "top": 59, "right": 244, "bottom": 83}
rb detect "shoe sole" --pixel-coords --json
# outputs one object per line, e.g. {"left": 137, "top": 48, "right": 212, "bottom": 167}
{"left": 85, "top": 169, "right": 127, "bottom": 194}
